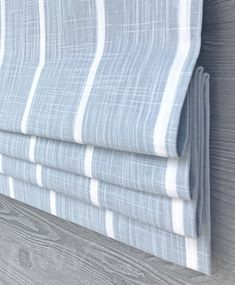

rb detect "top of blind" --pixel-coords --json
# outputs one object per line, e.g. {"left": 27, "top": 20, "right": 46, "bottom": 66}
{"left": 0, "top": 0, "right": 203, "bottom": 157}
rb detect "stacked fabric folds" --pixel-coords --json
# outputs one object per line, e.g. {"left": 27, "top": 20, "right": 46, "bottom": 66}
{"left": 0, "top": 0, "right": 211, "bottom": 274}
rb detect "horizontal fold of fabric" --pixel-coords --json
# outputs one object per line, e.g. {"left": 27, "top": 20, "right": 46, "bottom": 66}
{"left": 0, "top": 172, "right": 211, "bottom": 274}
{"left": 0, "top": 153, "right": 198, "bottom": 238}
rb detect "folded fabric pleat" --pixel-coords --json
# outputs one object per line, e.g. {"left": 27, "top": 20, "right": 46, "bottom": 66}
{"left": 0, "top": 68, "right": 209, "bottom": 240}
{"left": 0, "top": 130, "right": 191, "bottom": 199}
{"left": 0, "top": 69, "right": 206, "bottom": 201}
{"left": 0, "top": 172, "right": 210, "bottom": 274}
{"left": 0, "top": 69, "right": 202, "bottom": 200}
{"left": 0, "top": 153, "right": 198, "bottom": 237}
{"left": 0, "top": 66, "right": 211, "bottom": 272}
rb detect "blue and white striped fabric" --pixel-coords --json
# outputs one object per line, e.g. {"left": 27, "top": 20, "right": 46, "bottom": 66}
{"left": 0, "top": 171, "right": 210, "bottom": 275}
{"left": 0, "top": 0, "right": 211, "bottom": 274}
{"left": 0, "top": 0, "right": 203, "bottom": 157}
{"left": 0, "top": 153, "right": 200, "bottom": 238}
{"left": 0, "top": 130, "right": 192, "bottom": 199}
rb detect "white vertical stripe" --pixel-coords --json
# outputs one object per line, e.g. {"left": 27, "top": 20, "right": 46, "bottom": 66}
{"left": 36, "top": 164, "right": 43, "bottom": 187}
{"left": 105, "top": 210, "right": 114, "bottom": 239}
{"left": 153, "top": 0, "right": 192, "bottom": 156}
{"left": 21, "top": 0, "right": 45, "bottom": 133}
{"left": 8, "top": 177, "right": 15, "bottom": 199}
{"left": 29, "top": 136, "right": 37, "bottom": 162}
{"left": 73, "top": 0, "right": 105, "bottom": 143}
{"left": 89, "top": 178, "right": 99, "bottom": 207}
{"left": 50, "top": 190, "right": 57, "bottom": 215}
{"left": 165, "top": 158, "right": 179, "bottom": 198}
{"left": 0, "top": 0, "right": 5, "bottom": 67}
{"left": 171, "top": 198, "right": 184, "bottom": 236}
{"left": 84, "top": 146, "right": 94, "bottom": 177}
{"left": 185, "top": 237, "right": 198, "bottom": 270}
{"left": 0, "top": 153, "right": 3, "bottom": 173}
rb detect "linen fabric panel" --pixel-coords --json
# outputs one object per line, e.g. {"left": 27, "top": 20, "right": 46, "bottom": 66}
{"left": 0, "top": 0, "right": 211, "bottom": 274}
{"left": 0, "top": 129, "right": 191, "bottom": 199}
{"left": 0, "top": 152, "right": 199, "bottom": 238}
{"left": 0, "top": 171, "right": 210, "bottom": 274}
{"left": 0, "top": 68, "right": 211, "bottom": 273}
{"left": 0, "top": 0, "right": 203, "bottom": 156}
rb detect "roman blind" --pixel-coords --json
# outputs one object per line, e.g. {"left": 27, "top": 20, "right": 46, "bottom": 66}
{"left": 0, "top": 0, "right": 211, "bottom": 274}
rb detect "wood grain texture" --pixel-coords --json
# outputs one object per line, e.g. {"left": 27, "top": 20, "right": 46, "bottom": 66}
{"left": 0, "top": 0, "right": 235, "bottom": 284}
{"left": 199, "top": 0, "right": 235, "bottom": 269}
{"left": 0, "top": 195, "right": 235, "bottom": 285}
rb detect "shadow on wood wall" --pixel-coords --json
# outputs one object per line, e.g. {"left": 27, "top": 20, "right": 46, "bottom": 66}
{"left": 199, "top": 0, "right": 235, "bottom": 266}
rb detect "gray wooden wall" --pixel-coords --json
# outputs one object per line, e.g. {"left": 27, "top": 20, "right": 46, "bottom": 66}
{"left": 0, "top": 0, "right": 235, "bottom": 284}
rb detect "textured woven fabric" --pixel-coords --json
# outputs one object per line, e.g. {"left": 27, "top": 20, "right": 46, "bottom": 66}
{"left": 0, "top": 0, "right": 211, "bottom": 274}
{"left": 0, "top": 172, "right": 211, "bottom": 274}
{"left": 0, "top": 130, "right": 191, "bottom": 199}
{"left": 0, "top": 0, "right": 203, "bottom": 157}
{"left": 0, "top": 153, "right": 198, "bottom": 238}
{"left": 0, "top": 67, "right": 211, "bottom": 273}
{"left": 0, "top": 69, "right": 208, "bottom": 239}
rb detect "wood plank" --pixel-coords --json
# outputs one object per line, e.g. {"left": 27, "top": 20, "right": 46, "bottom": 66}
{"left": 199, "top": 0, "right": 235, "bottom": 269}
